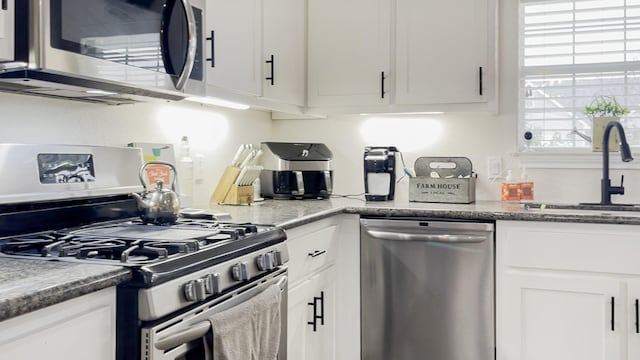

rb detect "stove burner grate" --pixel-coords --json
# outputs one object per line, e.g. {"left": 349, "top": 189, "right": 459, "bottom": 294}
{"left": 0, "top": 219, "right": 276, "bottom": 265}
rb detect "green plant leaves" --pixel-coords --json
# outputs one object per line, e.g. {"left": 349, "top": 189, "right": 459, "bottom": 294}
{"left": 584, "top": 95, "right": 630, "bottom": 117}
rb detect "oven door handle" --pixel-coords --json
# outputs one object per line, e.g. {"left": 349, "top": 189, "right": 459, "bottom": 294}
{"left": 154, "top": 275, "right": 288, "bottom": 351}
{"left": 155, "top": 321, "right": 210, "bottom": 351}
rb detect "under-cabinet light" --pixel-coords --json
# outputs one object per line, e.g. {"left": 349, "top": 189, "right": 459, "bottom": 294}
{"left": 185, "top": 96, "right": 250, "bottom": 110}
{"left": 85, "top": 89, "right": 117, "bottom": 96}
{"left": 360, "top": 111, "right": 444, "bottom": 116}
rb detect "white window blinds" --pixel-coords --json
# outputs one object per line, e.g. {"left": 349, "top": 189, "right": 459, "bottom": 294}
{"left": 520, "top": 0, "right": 640, "bottom": 149}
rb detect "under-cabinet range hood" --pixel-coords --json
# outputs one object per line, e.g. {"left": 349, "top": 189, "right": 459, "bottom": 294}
{"left": 0, "top": 68, "right": 184, "bottom": 105}
{"left": 0, "top": 0, "right": 206, "bottom": 105}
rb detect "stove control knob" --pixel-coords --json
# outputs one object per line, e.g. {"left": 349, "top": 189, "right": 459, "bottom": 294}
{"left": 264, "top": 252, "right": 275, "bottom": 270}
{"left": 256, "top": 254, "right": 266, "bottom": 271}
{"left": 256, "top": 253, "right": 275, "bottom": 271}
{"left": 203, "top": 273, "right": 220, "bottom": 295}
{"left": 273, "top": 250, "right": 283, "bottom": 266}
{"left": 183, "top": 279, "right": 206, "bottom": 302}
{"left": 231, "top": 262, "right": 250, "bottom": 282}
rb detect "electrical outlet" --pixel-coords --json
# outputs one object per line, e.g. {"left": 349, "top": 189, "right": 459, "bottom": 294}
{"left": 487, "top": 156, "right": 503, "bottom": 179}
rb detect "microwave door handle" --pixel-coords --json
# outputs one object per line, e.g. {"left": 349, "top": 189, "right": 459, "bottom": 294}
{"left": 161, "top": 0, "right": 197, "bottom": 90}
{"left": 175, "top": 0, "right": 197, "bottom": 90}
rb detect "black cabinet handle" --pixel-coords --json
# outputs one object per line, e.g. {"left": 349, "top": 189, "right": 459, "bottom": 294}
{"left": 611, "top": 297, "right": 615, "bottom": 331}
{"left": 319, "top": 291, "right": 325, "bottom": 326}
{"left": 2, "top": 0, "right": 7, "bottom": 11}
{"left": 635, "top": 299, "right": 639, "bottom": 334}
{"left": 479, "top": 66, "right": 483, "bottom": 96}
{"left": 308, "top": 250, "right": 326, "bottom": 258}
{"left": 307, "top": 297, "right": 318, "bottom": 332}
{"left": 265, "top": 54, "right": 275, "bottom": 85}
{"left": 381, "top": 71, "right": 386, "bottom": 99}
{"left": 307, "top": 291, "right": 325, "bottom": 332}
{"left": 206, "top": 30, "right": 215, "bottom": 67}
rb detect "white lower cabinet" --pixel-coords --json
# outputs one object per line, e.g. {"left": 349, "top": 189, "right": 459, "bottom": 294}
{"left": 628, "top": 281, "right": 640, "bottom": 359}
{"left": 497, "top": 220, "right": 640, "bottom": 360}
{"left": 500, "top": 272, "right": 623, "bottom": 360}
{"left": 0, "top": 287, "right": 117, "bottom": 360}
{"left": 288, "top": 266, "right": 336, "bottom": 360}
{"left": 286, "top": 214, "right": 360, "bottom": 360}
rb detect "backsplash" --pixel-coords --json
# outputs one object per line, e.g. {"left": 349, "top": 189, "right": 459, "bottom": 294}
{"left": 3, "top": 90, "right": 638, "bottom": 206}
{"left": 271, "top": 114, "right": 640, "bottom": 205}
{"left": 0, "top": 93, "right": 274, "bottom": 208}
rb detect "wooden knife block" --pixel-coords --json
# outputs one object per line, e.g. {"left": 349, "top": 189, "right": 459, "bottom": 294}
{"left": 211, "top": 166, "right": 254, "bottom": 205}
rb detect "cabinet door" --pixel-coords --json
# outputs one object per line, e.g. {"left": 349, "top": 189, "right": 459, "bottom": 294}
{"left": 0, "top": 287, "right": 116, "bottom": 360}
{"left": 288, "top": 266, "right": 336, "bottom": 360}
{"left": 395, "top": 0, "right": 495, "bottom": 105}
{"left": 498, "top": 272, "right": 623, "bottom": 360}
{"left": 307, "top": 0, "right": 391, "bottom": 107}
{"left": 628, "top": 281, "right": 640, "bottom": 359}
{"left": 206, "top": 0, "right": 262, "bottom": 96}
{"left": 261, "top": 0, "right": 305, "bottom": 106}
{"left": 0, "top": 0, "right": 14, "bottom": 62}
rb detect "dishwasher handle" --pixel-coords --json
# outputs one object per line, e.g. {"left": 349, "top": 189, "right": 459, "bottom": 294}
{"left": 365, "top": 229, "right": 489, "bottom": 243}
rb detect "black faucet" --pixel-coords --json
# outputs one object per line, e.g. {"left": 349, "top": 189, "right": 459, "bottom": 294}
{"left": 601, "top": 120, "right": 634, "bottom": 205}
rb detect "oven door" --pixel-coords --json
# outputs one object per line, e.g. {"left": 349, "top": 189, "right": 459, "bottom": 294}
{"left": 40, "top": 0, "right": 203, "bottom": 94}
{"left": 142, "top": 267, "right": 288, "bottom": 360}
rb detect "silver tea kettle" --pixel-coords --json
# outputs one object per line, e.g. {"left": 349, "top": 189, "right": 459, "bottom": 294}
{"left": 131, "top": 161, "right": 180, "bottom": 225}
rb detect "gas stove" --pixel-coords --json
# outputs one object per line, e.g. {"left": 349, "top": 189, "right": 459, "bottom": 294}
{"left": 1, "top": 218, "right": 273, "bottom": 264}
{"left": 0, "top": 144, "right": 290, "bottom": 360}
{"left": 0, "top": 217, "right": 287, "bottom": 287}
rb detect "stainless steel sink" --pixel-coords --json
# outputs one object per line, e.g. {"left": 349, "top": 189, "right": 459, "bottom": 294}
{"left": 524, "top": 202, "right": 640, "bottom": 212}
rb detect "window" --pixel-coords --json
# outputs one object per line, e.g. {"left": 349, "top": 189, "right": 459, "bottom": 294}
{"left": 519, "top": 0, "right": 640, "bottom": 150}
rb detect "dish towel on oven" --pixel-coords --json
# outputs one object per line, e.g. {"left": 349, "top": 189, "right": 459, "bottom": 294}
{"left": 206, "top": 283, "right": 282, "bottom": 360}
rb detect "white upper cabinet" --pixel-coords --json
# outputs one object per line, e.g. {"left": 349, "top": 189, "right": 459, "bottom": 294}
{"left": 203, "top": 0, "right": 305, "bottom": 111}
{"left": 307, "top": 0, "right": 391, "bottom": 108}
{"left": 0, "top": 0, "right": 14, "bottom": 62}
{"left": 205, "top": 0, "right": 263, "bottom": 96}
{"left": 261, "top": 0, "right": 306, "bottom": 106}
{"left": 395, "top": 0, "right": 496, "bottom": 107}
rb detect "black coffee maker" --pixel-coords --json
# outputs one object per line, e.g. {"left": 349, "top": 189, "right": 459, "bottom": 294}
{"left": 364, "top": 146, "right": 398, "bottom": 201}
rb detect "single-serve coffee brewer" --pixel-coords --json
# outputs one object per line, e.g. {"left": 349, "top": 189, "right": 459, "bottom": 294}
{"left": 364, "top": 146, "right": 398, "bottom": 201}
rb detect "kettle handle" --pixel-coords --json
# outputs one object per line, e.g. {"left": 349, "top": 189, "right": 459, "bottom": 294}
{"left": 139, "top": 161, "right": 178, "bottom": 191}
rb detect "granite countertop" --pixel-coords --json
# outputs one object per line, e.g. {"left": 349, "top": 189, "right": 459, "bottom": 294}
{"left": 209, "top": 198, "right": 640, "bottom": 229}
{"left": 3, "top": 197, "right": 639, "bottom": 323}
{"left": 0, "top": 259, "right": 131, "bottom": 322}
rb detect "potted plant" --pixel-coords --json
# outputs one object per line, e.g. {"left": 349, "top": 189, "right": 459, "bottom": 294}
{"left": 584, "top": 95, "right": 629, "bottom": 152}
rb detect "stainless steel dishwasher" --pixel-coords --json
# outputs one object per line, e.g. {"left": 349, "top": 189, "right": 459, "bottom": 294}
{"left": 360, "top": 218, "right": 494, "bottom": 360}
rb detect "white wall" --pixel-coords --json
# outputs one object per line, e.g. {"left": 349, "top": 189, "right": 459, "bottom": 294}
{"left": 272, "top": 0, "right": 640, "bottom": 205}
{"left": 2, "top": 0, "right": 640, "bottom": 206}
{"left": 0, "top": 92, "right": 273, "bottom": 208}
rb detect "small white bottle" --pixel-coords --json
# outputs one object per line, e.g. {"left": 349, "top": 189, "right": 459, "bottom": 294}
{"left": 253, "top": 177, "right": 264, "bottom": 202}
{"left": 177, "top": 136, "right": 194, "bottom": 208}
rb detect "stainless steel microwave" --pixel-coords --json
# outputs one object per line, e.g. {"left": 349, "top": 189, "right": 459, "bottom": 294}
{"left": 0, "top": 0, "right": 206, "bottom": 104}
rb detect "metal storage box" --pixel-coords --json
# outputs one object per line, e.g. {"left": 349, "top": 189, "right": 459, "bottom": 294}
{"left": 409, "top": 157, "right": 476, "bottom": 204}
